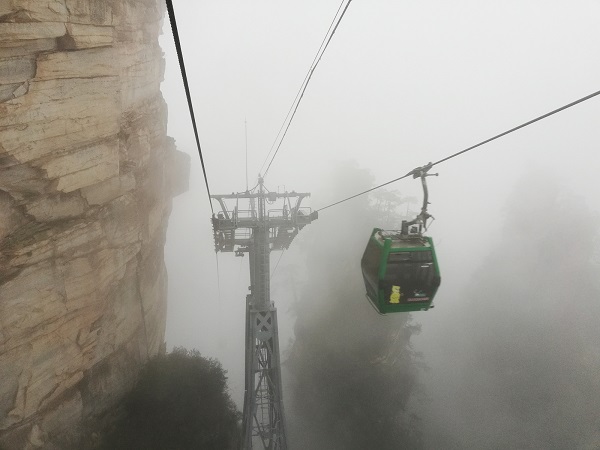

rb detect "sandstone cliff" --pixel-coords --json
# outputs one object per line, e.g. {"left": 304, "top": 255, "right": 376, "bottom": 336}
{"left": 0, "top": 1, "right": 189, "bottom": 448}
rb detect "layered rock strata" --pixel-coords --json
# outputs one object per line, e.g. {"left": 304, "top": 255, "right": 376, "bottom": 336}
{"left": 0, "top": 1, "right": 189, "bottom": 447}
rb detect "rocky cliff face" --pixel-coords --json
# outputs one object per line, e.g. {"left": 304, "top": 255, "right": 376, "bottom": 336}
{"left": 0, "top": 1, "right": 188, "bottom": 448}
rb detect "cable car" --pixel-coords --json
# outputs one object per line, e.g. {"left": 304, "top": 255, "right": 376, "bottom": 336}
{"left": 361, "top": 228, "right": 440, "bottom": 313}
{"left": 361, "top": 162, "right": 441, "bottom": 314}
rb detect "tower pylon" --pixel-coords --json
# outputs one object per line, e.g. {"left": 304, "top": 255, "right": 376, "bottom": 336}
{"left": 211, "top": 178, "right": 317, "bottom": 449}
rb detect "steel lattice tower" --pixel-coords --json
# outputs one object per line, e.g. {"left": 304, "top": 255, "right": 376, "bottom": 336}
{"left": 211, "top": 179, "right": 317, "bottom": 450}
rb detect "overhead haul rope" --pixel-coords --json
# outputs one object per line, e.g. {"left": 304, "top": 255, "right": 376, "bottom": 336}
{"left": 166, "top": 0, "right": 214, "bottom": 214}
{"left": 261, "top": 0, "right": 354, "bottom": 178}
{"left": 167, "top": 0, "right": 222, "bottom": 302}
{"left": 316, "top": 88, "right": 600, "bottom": 212}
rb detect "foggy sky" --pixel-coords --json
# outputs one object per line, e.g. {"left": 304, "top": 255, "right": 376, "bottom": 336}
{"left": 158, "top": 0, "right": 600, "bottom": 429}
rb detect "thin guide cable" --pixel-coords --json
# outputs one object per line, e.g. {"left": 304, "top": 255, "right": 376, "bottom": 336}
{"left": 271, "top": 249, "right": 286, "bottom": 280}
{"left": 263, "top": 0, "right": 354, "bottom": 178}
{"left": 259, "top": 0, "right": 346, "bottom": 175}
{"left": 215, "top": 253, "right": 222, "bottom": 304}
{"left": 245, "top": 118, "right": 249, "bottom": 191}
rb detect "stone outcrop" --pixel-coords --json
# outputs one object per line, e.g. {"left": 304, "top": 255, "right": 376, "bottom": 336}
{"left": 0, "top": 1, "right": 189, "bottom": 448}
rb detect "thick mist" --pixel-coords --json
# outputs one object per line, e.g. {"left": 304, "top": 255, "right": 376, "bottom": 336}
{"left": 159, "top": 1, "right": 600, "bottom": 447}
{"left": 415, "top": 170, "right": 600, "bottom": 449}
{"left": 282, "top": 162, "right": 424, "bottom": 449}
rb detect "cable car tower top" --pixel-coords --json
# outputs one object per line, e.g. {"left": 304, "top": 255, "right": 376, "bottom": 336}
{"left": 211, "top": 178, "right": 317, "bottom": 450}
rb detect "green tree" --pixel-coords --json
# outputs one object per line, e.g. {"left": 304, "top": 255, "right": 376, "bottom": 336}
{"left": 102, "top": 347, "right": 240, "bottom": 450}
{"left": 286, "top": 162, "right": 424, "bottom": 450}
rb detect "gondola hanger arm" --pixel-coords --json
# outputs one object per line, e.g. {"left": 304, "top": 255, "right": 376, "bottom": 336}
{"left": 403, "top": 162, "right": 439, "bottom": 232}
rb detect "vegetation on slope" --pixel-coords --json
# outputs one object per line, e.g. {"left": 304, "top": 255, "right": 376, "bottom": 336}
{"left": 286, "top": 162, "right": 425, "bottom": 449}
{"left": 101, "top": 347, "right": 240, "bottom": 450}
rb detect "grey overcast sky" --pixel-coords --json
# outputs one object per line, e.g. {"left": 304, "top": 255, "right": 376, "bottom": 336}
{"left": 159, "top": 0, "right": 600, "bottom": 407}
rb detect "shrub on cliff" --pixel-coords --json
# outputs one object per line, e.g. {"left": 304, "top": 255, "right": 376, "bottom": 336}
{"left": 102, "top": 347, "right": 240, "bottom": 449}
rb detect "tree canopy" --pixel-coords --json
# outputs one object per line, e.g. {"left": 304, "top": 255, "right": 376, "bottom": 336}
{"left": 102, "top": 347, "right": 240, "bottom": 450}
{"left": 286, "top": 162, "right": 424, "bottom": 449}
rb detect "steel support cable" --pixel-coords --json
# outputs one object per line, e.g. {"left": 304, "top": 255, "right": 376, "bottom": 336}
{"left": 166, "top": 0, "right": 214, "bottom": 214}
{"left": 262, "top": 0, "right": 354, "bottom": 178}
{"left": 271, "top": 249, "right": 286, "bottom": 279}
{"left": 317, "top": 88, "right": 600, "bottom": 212}
{"left": 259, "top": 0, "right": 346, "bottom": 175}
{"left": 216, "top": 253, "right": 222, "bottom": 304}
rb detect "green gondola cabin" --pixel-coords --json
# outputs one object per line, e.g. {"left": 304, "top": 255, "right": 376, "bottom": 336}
{"left": 361, "top": 228, "right": 441, "bottom": 314}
